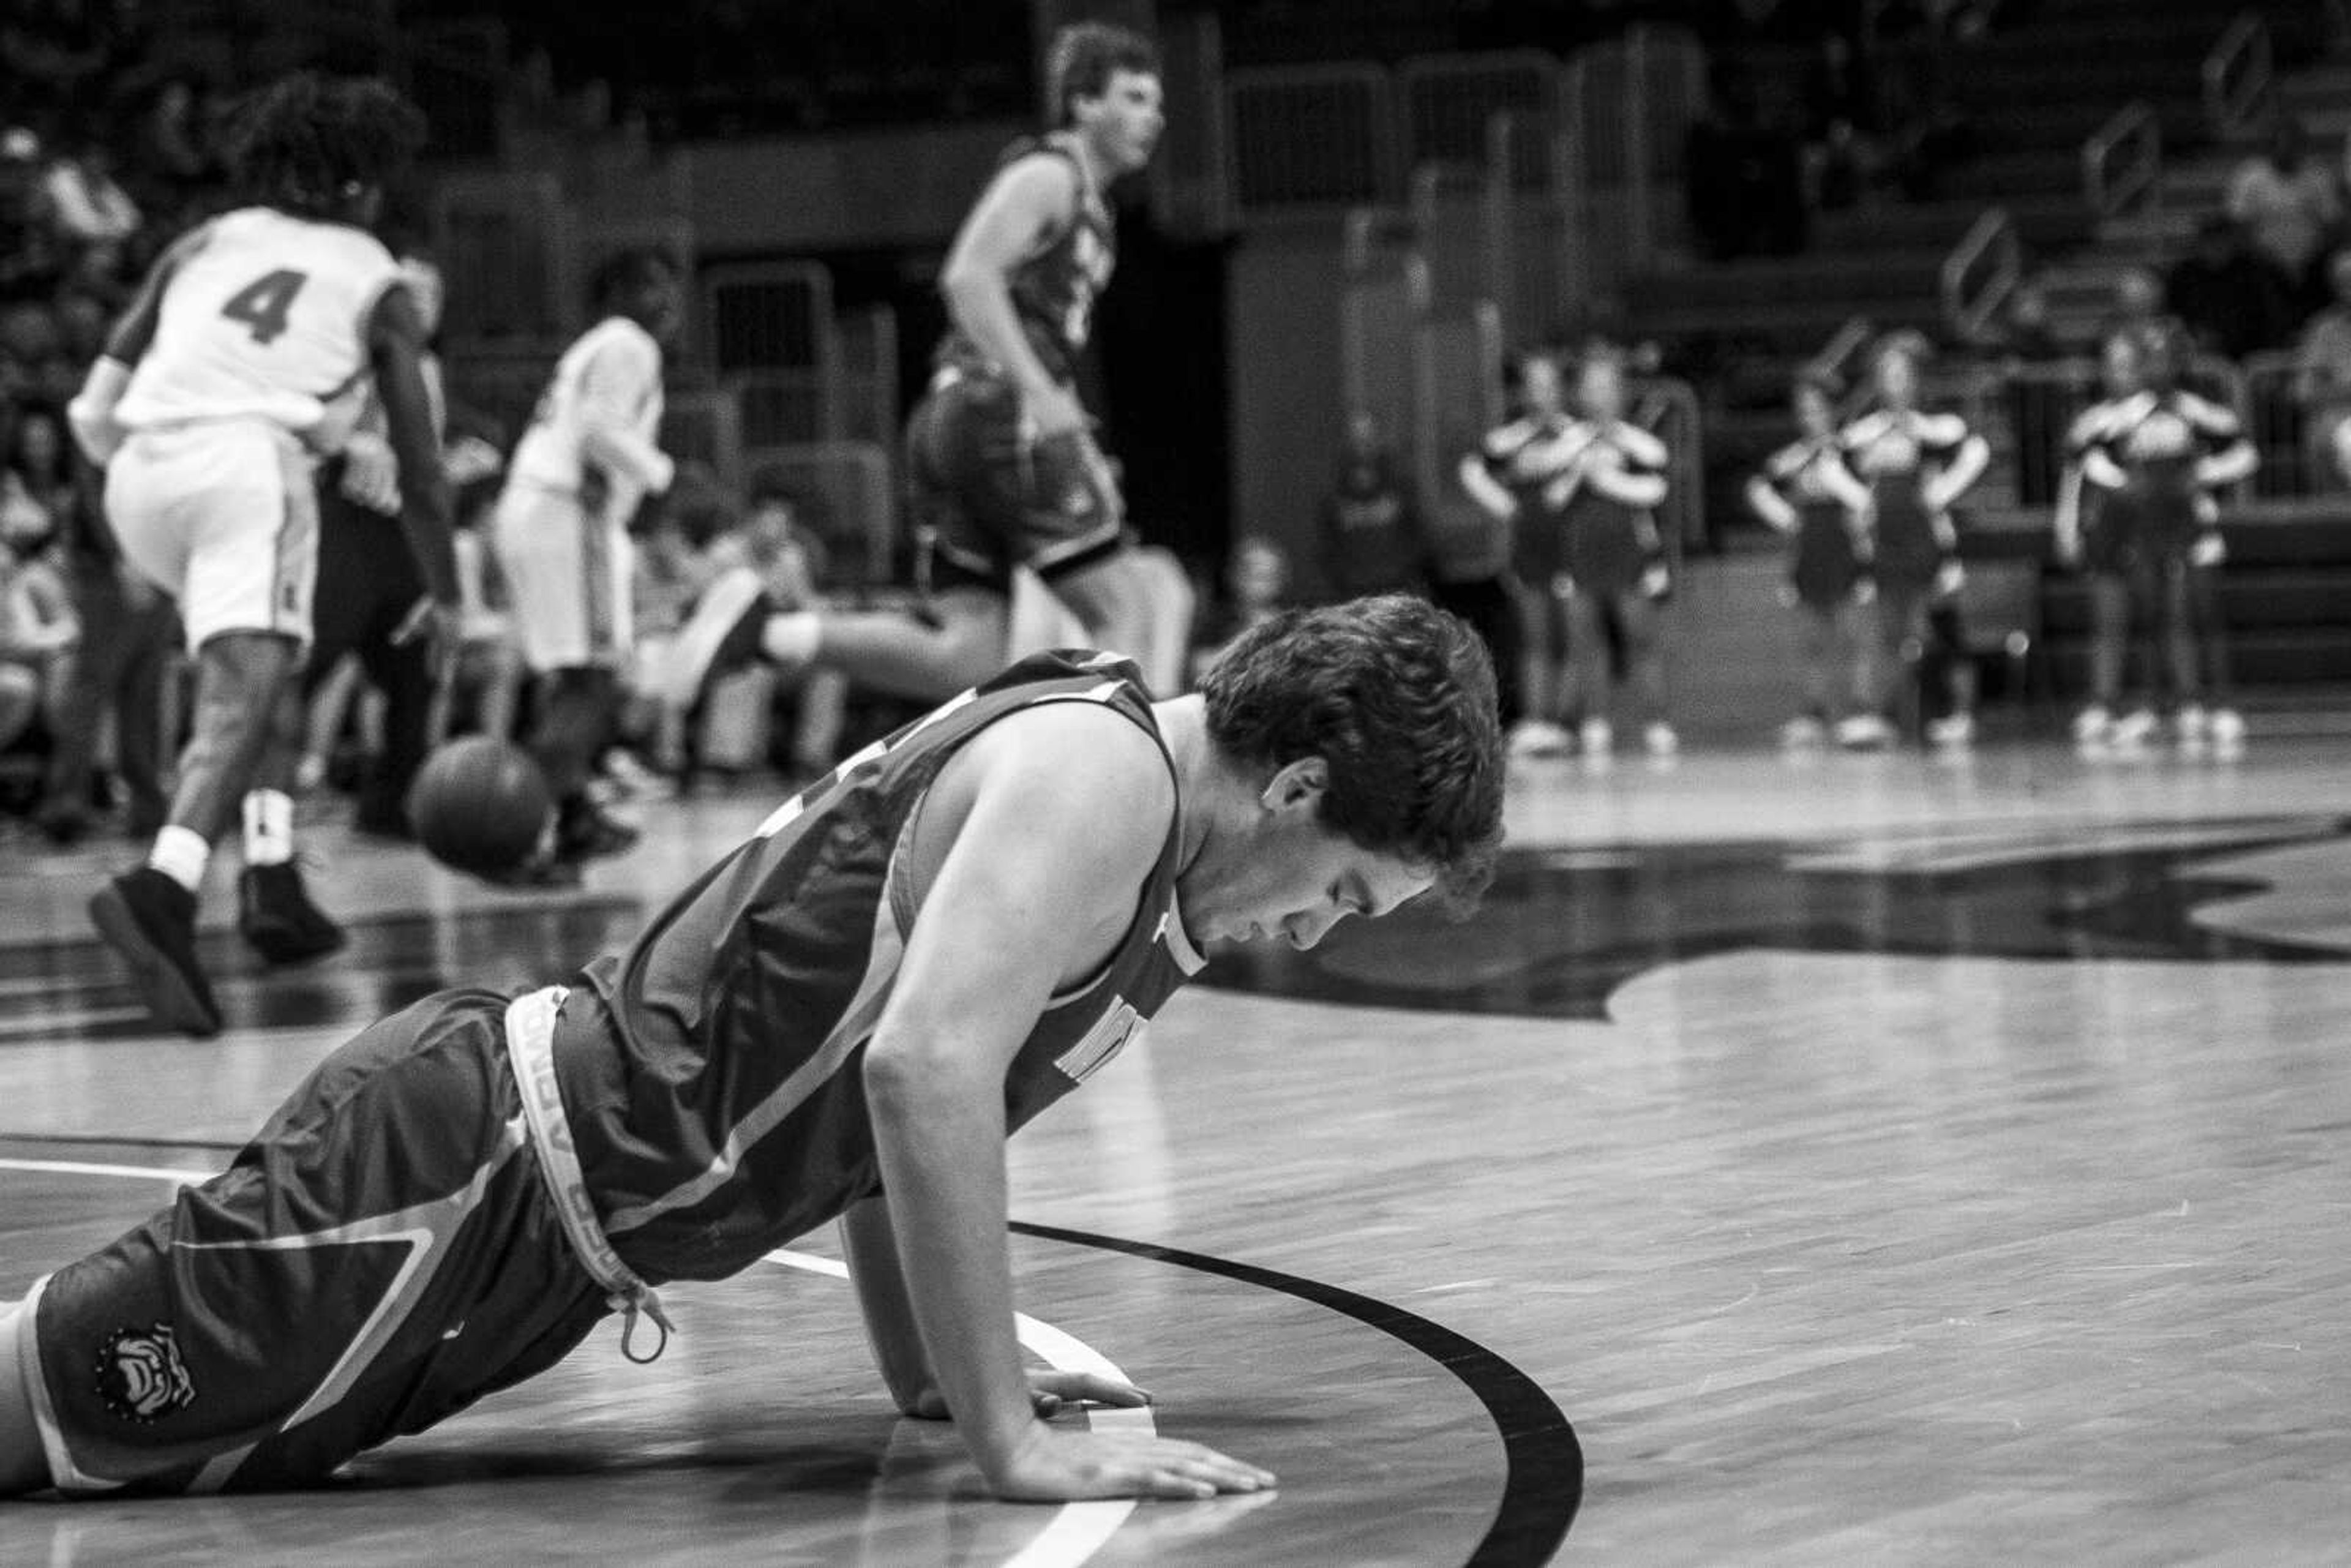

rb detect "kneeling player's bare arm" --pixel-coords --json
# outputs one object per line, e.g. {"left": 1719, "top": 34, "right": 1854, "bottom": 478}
{"left": 861, "top": 707, "right": 1274, "bottom": 1501}
{"left": 841, "top": 1198, "right": 1152, "bottom": 1420}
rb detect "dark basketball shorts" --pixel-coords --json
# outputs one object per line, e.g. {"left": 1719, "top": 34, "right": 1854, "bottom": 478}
{"left": 905, "top": 366, "right": 1125, "bottom": 596}
{"left": 22, "top": 988, "right": 612, "bottom": 1495}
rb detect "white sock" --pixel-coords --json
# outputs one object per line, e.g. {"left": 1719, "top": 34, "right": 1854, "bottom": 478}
{"left": 241, "top": 790, "right": 294, "bottom": 867}
{"left": 146, "top": 825, "right": 211, "bottom": 893}
{"left": 761, "top": 611, "right": 822, "bottom": 668}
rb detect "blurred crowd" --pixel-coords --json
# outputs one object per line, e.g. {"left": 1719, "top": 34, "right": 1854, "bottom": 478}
{"left": 1, "top": 2, "right": 241, "bottom": 830}
{"left": 1984, "top": 112, "right": 2351, "bottom": 506}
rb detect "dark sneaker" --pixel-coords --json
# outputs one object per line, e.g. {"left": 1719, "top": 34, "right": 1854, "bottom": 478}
{"left": 89, "top": 868, "right": 222, "bottom": 1038}
{"left": 556, "top": 797, "right": 640, "bottom": 863}
{"left": 238, "top": 862, "right": 348, "bottom": 966}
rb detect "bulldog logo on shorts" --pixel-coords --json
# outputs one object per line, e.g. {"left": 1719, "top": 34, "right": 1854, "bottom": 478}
{"left": 94, "top": 1322, "right": 197, "bottom": 1422}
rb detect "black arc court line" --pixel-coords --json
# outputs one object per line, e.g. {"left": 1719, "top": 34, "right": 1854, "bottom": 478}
{"left": 0, "top": 1136, "right": 1581, "bottom": 1558}
{"left": 1011, "top": 1219, "right": 1583, "bottom": 1566}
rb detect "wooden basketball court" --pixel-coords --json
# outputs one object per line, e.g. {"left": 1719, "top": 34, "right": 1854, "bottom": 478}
{"left": 5, "top": 738, "right": 2350, "bottom": 1564}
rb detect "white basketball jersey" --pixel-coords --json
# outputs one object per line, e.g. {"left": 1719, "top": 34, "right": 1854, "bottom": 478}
{"left": 508, "top": 317, "right": 666, "bottom": 513}
{"left": 114, "top": 207, "right": 403, "bottom": 451}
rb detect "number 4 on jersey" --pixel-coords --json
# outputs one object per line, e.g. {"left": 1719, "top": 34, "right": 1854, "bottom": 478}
{"left": 221, "top": 269, "right": 310, "bottom": 345}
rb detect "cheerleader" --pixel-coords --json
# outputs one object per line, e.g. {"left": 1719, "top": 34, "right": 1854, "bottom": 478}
{"left": 2058, "top": 323, "right": 2257, "bottom": 754}
{"left": 1839, "top": 332, "right": 1989, "bottom": 748}
{"left": 1746, "top": 370, "right": 1881, "bottom": 748}
{"left": 1460, "top": 350, "right": 1578, "bottom": 757}
{"left": 1551, "top": 344, "right": 1675, "bottom": 759}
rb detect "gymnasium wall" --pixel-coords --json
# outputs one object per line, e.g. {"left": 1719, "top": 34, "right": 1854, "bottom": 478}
{"left": 1226, "top": 221, "right": 1350, "bottom": 592}
{"left": 677, "top": 122, "right": 1024, "bottom": 253}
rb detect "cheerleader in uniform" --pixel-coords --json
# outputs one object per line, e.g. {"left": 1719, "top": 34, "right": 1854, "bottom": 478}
{"left": 2060, "top": 324, "right": 2257, "bottom": 755}
{"left": 1746, "top": 371, "right": 1879, "bottom": 748}
{"left": 1839, "top": 333, "right": 1989, "bottom": 748}
{"left": 1549, "top": 345, "right": 1675, "bottom": 760}
{"left": 1460, "top": 350, "right": 1578, "bottom": 757}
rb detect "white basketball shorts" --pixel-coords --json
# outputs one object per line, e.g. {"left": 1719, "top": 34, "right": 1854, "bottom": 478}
{"left": 106, "top": 420, "right": 317, "bottom": 653}
{"left": 491, "top": 481, "right": 633, "bottom": 673}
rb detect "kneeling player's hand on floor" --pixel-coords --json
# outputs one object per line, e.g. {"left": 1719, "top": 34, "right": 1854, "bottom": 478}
{"left": 908, "top": 1369, "right": 1153, "bottom": 1422}
{"left": 989, "top": 1423, "right": 1277, "bottom": 1502}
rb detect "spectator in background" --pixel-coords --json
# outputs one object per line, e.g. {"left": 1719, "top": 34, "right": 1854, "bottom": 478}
{"left": 0, "top": 0, "right": 114, "bottom": 124}
{"left": 1997, "top": 280, "right": 2069, "bottom": 506}
{"left": 2167, "top": 214, "right": 2300, "bottom": 361}
{"left": 136, "top": 77, "right": 216, "bottom": 207}
{"left": 2293, "top": 249, "right": 2351, "bottom": 490}
{"left": 51, "top": 287, "right": 110, "bottom": 367}
{"left": 1798, "top": 29, "right": 1873, "bottom": 211}
{"left": 1687, "top": 60, "right": 1806, "bottom": 261}
{"left": 1319, "top": 410, "right": 1422, "bottom": 600}
{"left": 1423, "top": 420, "right": 1523, "bottom": 736}
{"left": 718, "top": 471, "right": 847, "bottom": 775}
{"left": 0, "top": 130, "right": 63, "bottom": 298}
{"left": 40, "top": 134, "right": 141, "bottom": 249}
{"left": 2227, "top": 116, "right": 2340, "bottom": 314}
{"left": 640, "top": 471, "right": 851, "bottom": 782}
{"left": 1191, "top": 535, "right": 1290, "bottom": 680}
{"left": 0, "top": 460, "right": 78, "bottom": 760}
{"left": 12, "top": 416, "right": 173, "bottom": 851}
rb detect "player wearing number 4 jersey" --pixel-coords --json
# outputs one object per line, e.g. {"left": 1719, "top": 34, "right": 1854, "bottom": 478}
{"left": 0, "top": 597, "right": 1502, "bottom": 1504}
{"left": 66, "top": 73, "right": 459, "bottom": 1037}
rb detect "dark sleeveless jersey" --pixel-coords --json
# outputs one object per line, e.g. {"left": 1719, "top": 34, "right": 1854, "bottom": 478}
{"left": 549, "top": 650, "right": 1205, "bottom": 1284}
{"left": 937, "top": 132, "right": 1116, "bottom": 388}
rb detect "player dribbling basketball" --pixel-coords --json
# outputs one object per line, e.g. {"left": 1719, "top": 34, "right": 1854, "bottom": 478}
{"left": 67, "top": 74, "right": 459, "bottom": 1037}
{"left": 492, "top": 249, "right": 683, "bottom": 878}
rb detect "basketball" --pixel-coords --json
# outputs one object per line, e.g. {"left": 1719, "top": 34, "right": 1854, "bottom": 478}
{"left": 407, "top": 737, "right": 553, "bottom": 879}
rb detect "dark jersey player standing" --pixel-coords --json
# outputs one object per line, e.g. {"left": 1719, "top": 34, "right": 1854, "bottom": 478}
{"left": 0, "top": 595, "right": 1504, "bottom": 1504}
{"left": 659, "top": 24, "right": 1168, "bottom": 724}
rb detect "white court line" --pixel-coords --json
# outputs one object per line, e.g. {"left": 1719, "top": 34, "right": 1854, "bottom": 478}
{"left": 765, "top": 1247, "right": 1152, "bottom": 1568}
{"left": 0, "top": 1158, "right": 1141, "bottom": 1568}
{"left": 0, "top": 1157, "right": 211, "bottom": 1184}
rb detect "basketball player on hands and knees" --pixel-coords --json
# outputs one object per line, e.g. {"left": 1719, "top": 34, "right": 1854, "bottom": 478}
{"left": 658, "top": 24, "right": 1166, "bottom": 725}
{"left": 66, "top": 74, "right": 458, "bottom": 1038}
{"left": 492, "top": 249, "right": 681, "bottom": 879}
{"left": 0, "top": 595, "right": 1502, "bottom": 1505}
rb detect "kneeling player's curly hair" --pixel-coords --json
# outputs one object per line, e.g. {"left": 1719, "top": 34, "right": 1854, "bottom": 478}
{"left": 1202, "top": 594, "right": 1505, "bottom": 911}
{"left": 223, "top": 72, "right": 427, "bottom": 220}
